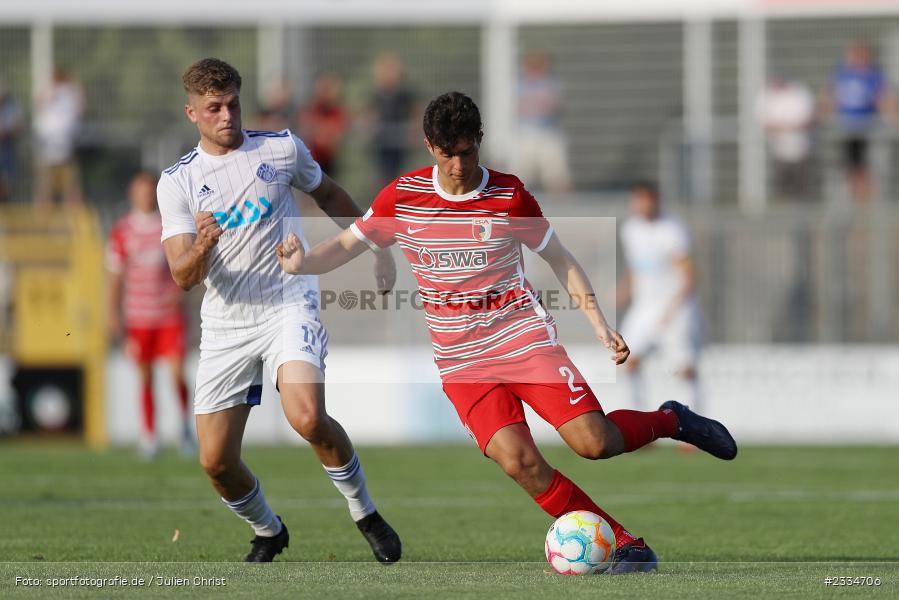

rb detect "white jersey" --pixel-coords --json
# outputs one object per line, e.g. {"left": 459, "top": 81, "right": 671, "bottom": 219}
{"left": 620, "top": 213, "right": 692, "bottom": 310}
{"left": 157, "top": 129, "right": 322, "bottom": 341}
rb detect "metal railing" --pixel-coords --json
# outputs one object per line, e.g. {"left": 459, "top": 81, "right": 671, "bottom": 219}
{"left": 660, "top": 116, "right": 899, "bottom": 208}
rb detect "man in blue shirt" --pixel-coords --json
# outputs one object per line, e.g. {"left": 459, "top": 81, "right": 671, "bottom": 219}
{"left": 830, "top": 41, "right": 895, "bottom": 203}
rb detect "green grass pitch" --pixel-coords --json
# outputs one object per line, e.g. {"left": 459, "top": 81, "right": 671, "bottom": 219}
{"left": 1, "top": 442, "right": 897, "bottom": 599}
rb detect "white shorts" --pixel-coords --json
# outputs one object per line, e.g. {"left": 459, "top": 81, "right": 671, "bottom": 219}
{"left": 193, "top": 313, "right": 329, "bottom": 415}
{"left": 620, "top": 299, "right": 702, "bottom": 371}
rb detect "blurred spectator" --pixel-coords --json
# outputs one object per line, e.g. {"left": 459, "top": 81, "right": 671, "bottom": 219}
{"left": 513, "top": 52, "right": 572, "bottom": 193}
{"left": 826, "top": 41, "right": 896, "bottom": 203}
{"left": 0, "top": 81, "right": 23, "bottom": 203}
{"left": 367, "top": 52, "right": 416, "bottom": 188}
{"left": 256, "top": 80, "right": 294, "bottom": 132}
{"left": 33, "top": 69, "right": 84, "bottom": 206}
{"left": 757, "top": 76, "right": 815, "bottom": 199}
{"left": 297, "top": 74, "right": 349, "bottom": 177}
{"left": 617, "top": 182, "right": 703, "bottom": 426}
{"left": 106, "top": 172, "right": 193, "bottom": 459}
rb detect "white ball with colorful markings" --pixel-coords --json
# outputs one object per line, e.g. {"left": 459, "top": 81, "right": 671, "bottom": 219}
{"left": 544, "top": 510, "right": 616, "bottom": 575}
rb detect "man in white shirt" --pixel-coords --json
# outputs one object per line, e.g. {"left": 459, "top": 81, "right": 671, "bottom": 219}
{"left": 157, "top": 58, "right": 401, "bottom": 562}
{"left": 618, "top": 183, "right": 703, "bottom": 414}
{"left": 33, "top": 69, "right": 84, "bottom": 206}
{"left": 757, "top": 76, "right": 815, "bottom": 198}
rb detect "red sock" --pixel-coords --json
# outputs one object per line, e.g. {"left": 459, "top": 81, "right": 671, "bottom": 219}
{"left": 606, "top": 409, "right": 678, "bottom": 453}
{"left": 534, "top": 470, "right": 636, "bottom": 549}
{"left": 141, "top": 380, "right": 154, "bottom": 436}
{"left": 176, "top": 380, "right": 189, "bottom": 413}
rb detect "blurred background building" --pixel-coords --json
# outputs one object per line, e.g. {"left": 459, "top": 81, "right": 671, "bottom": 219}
{"left": 0, "top": 0, "right": 897, "bottom": 447}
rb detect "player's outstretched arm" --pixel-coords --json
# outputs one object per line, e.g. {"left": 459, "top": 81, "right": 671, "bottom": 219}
{"left": 162, "top": 211, "right": 222, "bottom": 290}
{"left": 537, "top": 233, "right": 630, "bottom": 365}
{"left": 308, "top": 174, "right": 396, "bottom": 292}
{"left": 277, "top": 228, "right": 369, "bottom": 276}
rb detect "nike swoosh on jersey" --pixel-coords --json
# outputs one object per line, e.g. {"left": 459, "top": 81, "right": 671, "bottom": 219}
{"left": 407, "top": 226, "right": 428, "bottom": 234}
{"left": 569, "top": 393, "right": 588, "bottom": 405}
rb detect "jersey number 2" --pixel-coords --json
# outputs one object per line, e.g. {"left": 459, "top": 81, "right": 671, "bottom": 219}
{"left": 558, "top": 366, "right": 584, "bottom": 393}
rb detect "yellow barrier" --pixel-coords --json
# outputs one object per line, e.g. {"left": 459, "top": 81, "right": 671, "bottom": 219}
{"left": 0, "top": 204, "right": 107, "bottom": 449}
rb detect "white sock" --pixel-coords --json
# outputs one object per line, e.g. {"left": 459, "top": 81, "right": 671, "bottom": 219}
{"left": 323, "top": 453, "right": 376, "bottom": 522}
{"left": 139, "top": 431, "right": 158, "bottom": 448}
{"left": 222, "top": 478, "right": 282, "bottom": 537}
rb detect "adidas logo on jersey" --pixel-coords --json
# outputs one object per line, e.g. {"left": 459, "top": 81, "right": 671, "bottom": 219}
{"left": 198, "top": 184, "right": 215, "bottom": 199}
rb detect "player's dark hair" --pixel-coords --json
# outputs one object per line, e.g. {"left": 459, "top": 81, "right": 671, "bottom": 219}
{"left": 633, "top": 181, "right": 659, "bottom": 200}
{"left": 182, "top": 58, "right": 242, "bottom": 96}
{"left": 423, "top": 92, "right": 483, "bottom": 154}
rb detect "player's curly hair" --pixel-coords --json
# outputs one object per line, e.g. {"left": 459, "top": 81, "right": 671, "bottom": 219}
{"left": 423, "top": 92, "right": 483, "bottom": 153}
{"left": 182, "top": 58, "right": 242, "bottom": 96}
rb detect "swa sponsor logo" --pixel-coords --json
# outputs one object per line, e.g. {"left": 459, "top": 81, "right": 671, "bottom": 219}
{"left": 418, "top": 248, "right": 488, "bottom": 270}
{"left": 213, "top": 197, "right": 273, "bottom": 230}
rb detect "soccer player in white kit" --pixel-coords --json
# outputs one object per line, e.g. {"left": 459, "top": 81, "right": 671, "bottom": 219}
{"left": 157, "top": 58, "right": 401, "bottom": 562}
{"left": 618, "top": 183, "right": 703, "bottom": 413}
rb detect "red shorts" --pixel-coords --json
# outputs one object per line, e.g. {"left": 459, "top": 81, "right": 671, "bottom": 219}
{"left": 442, "top": 347, "right": 603, "bottom": 453}
{"left": 126, "top": 320, "right": 186, "bottom": 364}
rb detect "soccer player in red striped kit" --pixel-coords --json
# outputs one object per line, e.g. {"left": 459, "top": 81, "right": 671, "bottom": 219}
{"left": 107, "top": 171, "right": 194, "bottom": 458}
{"left": 277, "top": 92, "right": 737, "bottom": 572}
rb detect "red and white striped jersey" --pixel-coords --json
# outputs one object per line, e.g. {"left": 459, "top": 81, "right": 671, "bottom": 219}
{"left": 107, "top": 211, "right": 184, "bottom": 328}
{"left": 351, "top": 165, "right": 557, "bottom": 381}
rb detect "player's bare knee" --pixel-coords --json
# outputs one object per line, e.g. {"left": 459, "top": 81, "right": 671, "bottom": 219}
{"left": 138, "top": 363, "right": 153, "bottom": 381}
{"left": 573, "top": 436, "right": 608, "bottom": 460}
{"left": 497, "top": 450, "right": 542, "bottom": 484}
{"left": 170, "top": 366, "right": 185, "bottom": 385}
{"left": 498, "top": 458, "right": 527, "bottom": 483}
{"left": 289, "top": 409, "right": 329, "bottom": 443}
{"left": 199, "top": 453, "right": 237, "bottom": 482}
{"left": 563, "top": 415, "right": 616, "bottom": 460}
{"left": 574, "top": 423, "right": 619, "bottom": 460}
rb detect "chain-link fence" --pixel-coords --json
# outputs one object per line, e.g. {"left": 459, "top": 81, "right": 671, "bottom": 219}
{"left": 3, "top": 19, "right": 899, "bottom": 202}
{"left": 1, "top": 19, "right": 899, "bottom": 346}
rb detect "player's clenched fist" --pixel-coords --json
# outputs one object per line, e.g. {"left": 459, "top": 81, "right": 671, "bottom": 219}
{"left": 276, "top": 232, "right": 305, "bottom": 274}
{"left": 596, "top": 325, "right": 630, "bottom": 365}
{"left": 194, "top": 211, "right": 223, "bottom": 252}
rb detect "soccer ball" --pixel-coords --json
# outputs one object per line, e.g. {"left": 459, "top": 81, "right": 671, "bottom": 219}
{"left": 544, "top": 510, "right": 616, "bottom": 575}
